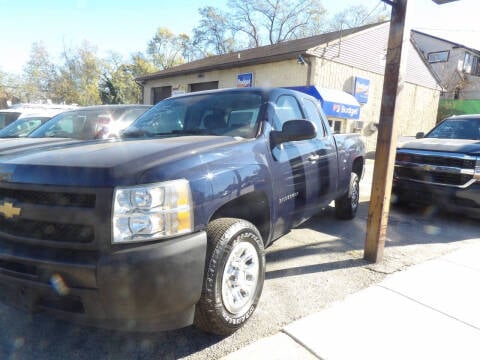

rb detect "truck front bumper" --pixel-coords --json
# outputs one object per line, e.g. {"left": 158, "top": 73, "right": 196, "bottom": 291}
{"left": 392, "top": 178, "right": 480, "bottom": 217}
{"left": 0, "top": 231, "right": 207, "bottom": 331}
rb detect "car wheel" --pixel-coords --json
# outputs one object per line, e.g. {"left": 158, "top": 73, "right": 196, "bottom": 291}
{"left": 194, "top": 218, "right": 265, "bottom": 335}
{"left": 335, "top": 172, "right": 360, "bottom": 220}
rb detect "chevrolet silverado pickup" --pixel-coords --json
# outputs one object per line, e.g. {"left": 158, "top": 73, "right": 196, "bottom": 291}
{"left": 393, "top": 114, "right": 480, "bottom": 217}
{"left": 0, "top": 88, "right": 365, "bottom": 335}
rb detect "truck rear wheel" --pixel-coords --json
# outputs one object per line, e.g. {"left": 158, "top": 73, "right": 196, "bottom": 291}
{"left": 335, "top": 172, "right": 360, "bottom": 220}
{"left": 194, "top": 218, "right": 265, "bottom": 335}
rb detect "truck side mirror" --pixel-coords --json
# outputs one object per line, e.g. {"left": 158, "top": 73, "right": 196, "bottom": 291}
{"left": 415, "top": 132, "right": 425, "bottom": 139}
{"left": 270, "top": 119, "right": 316, "bottom": 147}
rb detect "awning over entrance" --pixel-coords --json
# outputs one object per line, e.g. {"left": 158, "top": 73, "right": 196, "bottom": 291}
{"left": 288, "top": 86, "right": 361, "bottom": 120}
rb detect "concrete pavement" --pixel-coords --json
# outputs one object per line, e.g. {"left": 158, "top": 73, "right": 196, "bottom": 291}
{"left": 223, "top": 241, "right": 480, "bottom": 360}
{"left": 223, "top": 159, "right": 480, "bottom": 360}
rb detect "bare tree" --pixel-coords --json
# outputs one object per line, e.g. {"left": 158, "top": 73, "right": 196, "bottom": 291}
{"left": 193, "top": 7, "right": 236, "bottom": 56}
{"left": 193, "top": 0, "right": 328, "bottom": 56}
{"left": 327, "top": 4, "right": 389, "bottom": 31}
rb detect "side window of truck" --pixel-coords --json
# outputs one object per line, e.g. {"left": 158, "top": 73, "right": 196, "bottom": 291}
{"left": 302, "top": 98, "right": 326, "bottom": 138}
{"left": 272, "top": 95, "right": 304, "bottom": 130}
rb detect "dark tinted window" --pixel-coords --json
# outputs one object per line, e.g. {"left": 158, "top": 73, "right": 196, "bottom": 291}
{"left": 427, "top": 118, "right": 480, "bottom": 140}
{"left": 125, "top": 92, "right": 263, "bottom": 139}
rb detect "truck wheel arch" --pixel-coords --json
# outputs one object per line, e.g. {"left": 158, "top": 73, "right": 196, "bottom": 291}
{"left": 208, "top": 191, "right": 271, "bottom": 246}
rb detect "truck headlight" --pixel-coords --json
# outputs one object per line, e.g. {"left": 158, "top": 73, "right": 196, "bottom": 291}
{"left": 112, "top": 179, "right": 193, "bottom": 244}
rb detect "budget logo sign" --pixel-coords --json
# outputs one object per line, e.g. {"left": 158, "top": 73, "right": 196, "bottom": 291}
{"left": 237, "top": 73, "right": 254, "bottom": 87}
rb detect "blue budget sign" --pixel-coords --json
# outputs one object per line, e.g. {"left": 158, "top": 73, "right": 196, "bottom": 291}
{"left": 322, "top": 101, "right": 360, "bottom": 119}
{"left": 354, "top": 77, "right": 370, "bottom": 104}
{"left": 237, "top": 73, "right": 253, "bottom": 87}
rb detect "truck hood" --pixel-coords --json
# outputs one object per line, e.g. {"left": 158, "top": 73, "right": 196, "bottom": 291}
{"left": 398, "top": 138, "right": 480, "bottom": 156}
{"left": 0, "top": 136, "right": 248, "bottom": 186}
{"left": 0, "top": 138, "right": 80, "bottom": 156}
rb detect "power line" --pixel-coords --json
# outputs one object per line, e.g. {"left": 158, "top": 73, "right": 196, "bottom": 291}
{"left": 361, "top": 1, "right": 386, "bottom": 24}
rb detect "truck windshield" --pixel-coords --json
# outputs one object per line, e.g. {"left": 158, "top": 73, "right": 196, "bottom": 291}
{"left": 427, "top": 118, "right": 480, "bottom": 140}
{"left": 123, "top": 92, "right": 263, "bottom": 139}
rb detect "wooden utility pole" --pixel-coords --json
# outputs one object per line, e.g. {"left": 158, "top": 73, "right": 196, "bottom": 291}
{"left": 364, "top": 0, "right": 409, "bottom": 262}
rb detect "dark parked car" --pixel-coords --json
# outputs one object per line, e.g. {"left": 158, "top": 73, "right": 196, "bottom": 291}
{"left": 393, "top": 114, "right": 480, "bottom": 217}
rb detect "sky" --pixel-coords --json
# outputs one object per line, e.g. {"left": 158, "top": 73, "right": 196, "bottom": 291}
{"left": 0, "top": 0, "right": 479, "bottom": 75}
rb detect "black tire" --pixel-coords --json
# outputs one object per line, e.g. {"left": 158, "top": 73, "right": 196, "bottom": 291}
{"left": 335, "top": 172, "right": 360, "bottom": 220}
{"left": 194, "top": 218, "right": 265, "bottom": 335}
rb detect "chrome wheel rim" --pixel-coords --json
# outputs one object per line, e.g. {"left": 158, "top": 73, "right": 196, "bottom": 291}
{"left": 221, "top": 241, "right": 259, "bottom": 315}
{"left": 351, "top": 179, "right": 359, "bottom": 211}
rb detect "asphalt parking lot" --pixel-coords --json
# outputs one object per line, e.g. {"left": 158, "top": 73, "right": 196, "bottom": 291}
{"left": 1, "top": 160, "right": 479, "bottom": 360}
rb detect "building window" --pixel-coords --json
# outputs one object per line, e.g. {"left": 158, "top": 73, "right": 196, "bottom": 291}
{"left": 152, "top": 86, "right": 172, "bottom": 104}
{"left": 189, "top": 81, "right": 219, "bottom": 92}
{"left": 427, "top": 50, "right": 449, "bottom": 63}
{"left": 462, "top": 52, "right": 480, "bottom": 76}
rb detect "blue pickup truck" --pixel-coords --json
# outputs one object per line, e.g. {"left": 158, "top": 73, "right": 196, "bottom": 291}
{"left": 0, "top": 88, "right": 365, "bottom": 335}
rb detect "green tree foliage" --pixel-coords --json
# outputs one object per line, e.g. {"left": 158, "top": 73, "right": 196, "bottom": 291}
{"left": 22, "top": 42, "right": 58, "bottom": 102}
{"left": 147, "top": 27, "right": 193, "bottom": 69}
{"left": 100, "top": 52, "right": 157, "bottom": 104}
{"left": 54, "top": 41, "right": 103, "bottom": 105}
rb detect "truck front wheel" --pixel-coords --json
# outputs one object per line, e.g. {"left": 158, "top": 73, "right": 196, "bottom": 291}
{"left": 194, "top": 218, "right": 265, "bottom": 335}
{"left": 335, "top": 172, "right": 360, "bottom": 220}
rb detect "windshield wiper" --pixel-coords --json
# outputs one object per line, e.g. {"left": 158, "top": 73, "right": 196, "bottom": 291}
{"left": 121, "top": 128, "right": 154, "bottom": 138}
{"left": 171, "top": 129, "right": 211, "bottom": 135}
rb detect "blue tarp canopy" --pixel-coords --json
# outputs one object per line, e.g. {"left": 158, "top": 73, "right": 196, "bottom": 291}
{"left": 288, "top": 86, "right": 361, "bottom": 120}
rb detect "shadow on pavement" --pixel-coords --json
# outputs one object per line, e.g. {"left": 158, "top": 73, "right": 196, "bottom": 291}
{"left": 0, "top": 310, "right": 223, "bottom": 360}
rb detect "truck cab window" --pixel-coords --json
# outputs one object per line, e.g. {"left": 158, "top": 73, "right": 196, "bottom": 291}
{"left": 272, "top": 95, "right": 304, "bottom": 130}
{"left": 302, "top": 98, "right": 326, "bottom": 138}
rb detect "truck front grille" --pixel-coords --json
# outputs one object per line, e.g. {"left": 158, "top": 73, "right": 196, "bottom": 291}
{"left": 0, "top": 217, "right": 94, "bottom": 243}
{"left": 0, "top": 184, "right": 112, "bottom": 250}
{"left": 0, "top": 188, "right": 95, "bottom": 208}
{"left": 395, "top": 150, "right": 478, "bottom": 188}
{"left": 395, "top": 167, "right": 472, "bottom": 186}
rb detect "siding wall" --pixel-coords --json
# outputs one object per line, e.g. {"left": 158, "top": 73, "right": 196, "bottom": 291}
{"left": 412, "top": 31, "right": 480, "bottom": 99}
{"left": 143, "top": 59, "right": 309, "bottom": 101}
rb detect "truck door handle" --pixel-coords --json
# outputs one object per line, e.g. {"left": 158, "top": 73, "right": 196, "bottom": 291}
{"left": 307, "top": 154, "right": 320, "bottom": 162}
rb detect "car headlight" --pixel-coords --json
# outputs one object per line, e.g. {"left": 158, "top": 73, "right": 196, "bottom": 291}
{"left": 112, "top": 179, "right": 193, "bottom": 244}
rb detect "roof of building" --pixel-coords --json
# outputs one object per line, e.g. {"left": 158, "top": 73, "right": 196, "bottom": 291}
{"left": 136, "top": 22, "right": 386, "bottom": 82}
{"left": 411, "top": 29, "right": 480, "bottom": 55}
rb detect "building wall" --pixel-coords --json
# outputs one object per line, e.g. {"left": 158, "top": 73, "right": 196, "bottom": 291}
{"left": 412, "top": 32, "right": 480, "bottom": 100}
{"left": 311, "top": 58, "right": 439, "bottom": 152}
{"left": 142, "top": 59, "right": 309, "bottom": 103}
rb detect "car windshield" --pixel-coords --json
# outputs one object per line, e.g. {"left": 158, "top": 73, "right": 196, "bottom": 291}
{"left": 426, "top": 118, "right": 480, "bottom": 140}
{"left": 29, "top": 107, "right": 148, "bottom": 140}
{"left": 0, "top": 116, "right": 51, "bottom": 138}
{"left": 122, "top": 92, "right": 263, "bottom": 139}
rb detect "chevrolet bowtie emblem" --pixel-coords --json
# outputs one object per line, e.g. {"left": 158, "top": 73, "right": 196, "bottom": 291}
{"left": 0, "top": 201, "right": 21, "bottom": 219}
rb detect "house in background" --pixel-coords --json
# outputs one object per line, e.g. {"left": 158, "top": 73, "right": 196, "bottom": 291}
{"left": 137, "top": 22, "right": 441, "bottom": 151}
{"left": 412, "top": 30, "right": 480, "bottom": 100}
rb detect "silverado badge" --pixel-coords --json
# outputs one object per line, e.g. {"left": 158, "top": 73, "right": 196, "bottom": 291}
{"left": 0, "top": 201, "right": 21, "bottom": 219}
